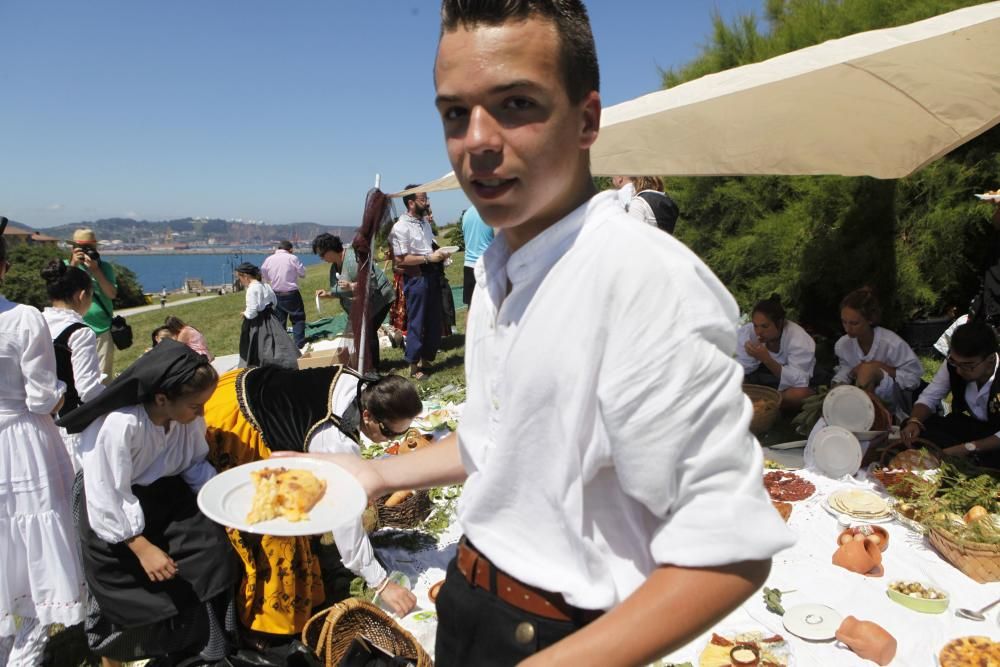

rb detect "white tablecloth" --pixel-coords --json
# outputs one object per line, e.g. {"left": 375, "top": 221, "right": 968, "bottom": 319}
{"left": 373, "top": 462, "right": 1000, "bottom": 665}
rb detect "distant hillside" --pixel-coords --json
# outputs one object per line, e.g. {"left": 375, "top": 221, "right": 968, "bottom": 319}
{"left": 43, "top": 217, "right": 356, "bottom": 248}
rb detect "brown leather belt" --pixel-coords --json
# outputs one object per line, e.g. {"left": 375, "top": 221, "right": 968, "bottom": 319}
{"left": 456, "top": 538, "right": 603, "bottom": 625}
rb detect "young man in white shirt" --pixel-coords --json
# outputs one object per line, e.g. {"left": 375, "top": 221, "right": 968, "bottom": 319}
{"left": 291, "top": 1, "right": 793, "bottom": 664}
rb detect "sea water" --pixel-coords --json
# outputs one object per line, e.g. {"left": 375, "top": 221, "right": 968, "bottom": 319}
{"left": 106, "top": 252, "right": 323, "bottom": 292}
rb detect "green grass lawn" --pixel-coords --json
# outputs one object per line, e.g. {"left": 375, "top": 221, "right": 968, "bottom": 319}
{"left": 114, "top": 253, "right": 471, "bottom": 398}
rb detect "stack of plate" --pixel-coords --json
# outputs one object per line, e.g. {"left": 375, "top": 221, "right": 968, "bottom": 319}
{"left": 810, "top": 425, "right": 863, "bottom": 477}
{"left": 823, "top": 385, "right": 875, "bottom": 432}
{"left": 827, "top": 489, "right": 892, "bottom": 521}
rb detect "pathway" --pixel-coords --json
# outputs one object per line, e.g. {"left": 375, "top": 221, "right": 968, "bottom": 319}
{"left": 117, "top": 294, "right": 221, "bottom": 316}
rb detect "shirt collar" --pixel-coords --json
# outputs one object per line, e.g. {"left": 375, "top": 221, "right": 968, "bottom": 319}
{"left": 401, "top": 213, "right": 423, "bottom": 225}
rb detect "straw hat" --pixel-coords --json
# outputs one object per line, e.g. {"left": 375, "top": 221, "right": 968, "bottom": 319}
{"left": 72, "top": 228, "right": 98, "bottom": 245}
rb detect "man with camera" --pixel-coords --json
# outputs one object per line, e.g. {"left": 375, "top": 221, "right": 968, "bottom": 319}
{"left": 69, "top": 228, "right": 118, "bottom": 382}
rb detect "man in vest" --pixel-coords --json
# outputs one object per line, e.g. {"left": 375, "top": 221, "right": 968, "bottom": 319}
{"left": 902, "top": 319, "right": 1000, "bottom": 467}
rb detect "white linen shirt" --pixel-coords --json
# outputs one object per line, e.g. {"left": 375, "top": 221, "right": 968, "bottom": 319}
{"left": 0, "top": 297, "right": 65, "bottom": 416}
{"left": 389, "top": 213, "right": 434, "bottom": 257}
{"left": 78, "top": 405, "right": 217, "bottom": 543}
{"left": 307, "top": 374, "right": 388, "bottom": 588}
{"left": 43, "top": 307, "right": 106, "bottom": 402}
{"left": 735, "top": 320, "right": 816, "bottom": 390}
{"left": 459, "top": 191, "right": 795, "bottom": 611}
{"left": 916, "top": 354, "right": 1000, "bottom": 438}
{"left": 832, "top": 327, "right": 923, "bottom": 413}
{"left": 243, "top": 281, "right": 277, "bottom": 319}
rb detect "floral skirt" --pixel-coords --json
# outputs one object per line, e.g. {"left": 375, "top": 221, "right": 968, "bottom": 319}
{"left": 203, "top": 369, "right": 324, "bottom": 635}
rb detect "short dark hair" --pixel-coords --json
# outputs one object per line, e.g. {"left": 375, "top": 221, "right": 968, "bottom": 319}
{"left": 40, "top": 259, "right": 92, "bottom": 302}
{"left": 402, "top": 184, "right": 421, "bottom": 210}
{"left": 840, "top": 287, "right": 882, "bottom": 327}
{"left": 312, "top": 233, "right": 344, "bottom": 256}
{"left": 362, "top": 374, "right": 423, "bottom": 423}
{"left": 440, "top": 0, "right": 599, "bottom": 104}
{"left": 752, "top": 294, "right": 786, "bottom": 326}
{"left": 951, "top": 320, "right": 999, "bottom": 359}
{"left": 151, "top": 325, "right": 173, "bottom": 347}
{"left": 278, "top": 240, "right": 293, "bottom": 251}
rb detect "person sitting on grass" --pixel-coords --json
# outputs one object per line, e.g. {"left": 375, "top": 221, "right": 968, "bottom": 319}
{"left": 833, "top": 287, "right": 923, "bottom": 420}
{"left": 202, "top": 365, "right": 422, "bottom": 646}
{"left": 162, "top": 315, "right": 213, "bottom": 361}
{"left": 735, "top": 294, "right": 816, "bottom": 413}
{"left": 901, "top": 319, "right": 1000, "bottom": 468}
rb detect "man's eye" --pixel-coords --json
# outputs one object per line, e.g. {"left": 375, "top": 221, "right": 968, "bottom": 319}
{"left": 504, "top": 97, "right": 535, "bottom": 111}
{"left": 443, "top": 107, "right": 467, "bottom": 121}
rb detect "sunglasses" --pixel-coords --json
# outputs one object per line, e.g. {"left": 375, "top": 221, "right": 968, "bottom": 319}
{"left": 377, "top": 418, "right": 410, "bottom": 439}
{"left": 946, "top": 355, "right": 988, "bottom": 372}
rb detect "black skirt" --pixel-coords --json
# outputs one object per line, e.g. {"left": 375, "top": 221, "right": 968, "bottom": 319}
{"left": 239, "top": 305, "right": 300, "bottom": 369}
{"left": 77, "top": 474, "right": 239, "bottom": 628}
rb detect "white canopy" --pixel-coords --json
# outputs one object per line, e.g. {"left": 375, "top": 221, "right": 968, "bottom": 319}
{"left": 393, "top": 1, "right": 1000, "bottom": 195}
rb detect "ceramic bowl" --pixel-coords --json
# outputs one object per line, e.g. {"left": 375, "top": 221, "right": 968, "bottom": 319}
{"left": 886, "top": 585, "right": 948, "bottom": 614}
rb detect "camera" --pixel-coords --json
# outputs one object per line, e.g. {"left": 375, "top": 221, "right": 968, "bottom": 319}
{"left": 73, "top": 244, "right": 101, "bottom": 262}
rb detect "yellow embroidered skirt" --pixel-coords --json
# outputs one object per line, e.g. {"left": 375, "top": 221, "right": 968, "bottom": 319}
{"left": 204, "top": 369, "right": 324, "bottom": 635}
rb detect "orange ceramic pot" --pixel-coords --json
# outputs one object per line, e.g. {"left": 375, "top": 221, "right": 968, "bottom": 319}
{"left": 837, "top": 525, "right": 890, "bottom": 552}
{"left": 832, "top": 538, "right": 883, "bottom": 576}
{"left": 836, "top": 615, "right": 897, "bottom": 665}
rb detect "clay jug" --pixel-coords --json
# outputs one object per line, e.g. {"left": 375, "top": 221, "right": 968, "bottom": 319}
{"left": 832, "top": 538, "right": 882, "bottom": 576}
{"left": 836, "top": 615, "right": 897, "bottom": 665}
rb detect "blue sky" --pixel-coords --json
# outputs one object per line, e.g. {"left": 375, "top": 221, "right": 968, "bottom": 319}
{"left": 0, "top": 0, "right": 764, "bottom": 229}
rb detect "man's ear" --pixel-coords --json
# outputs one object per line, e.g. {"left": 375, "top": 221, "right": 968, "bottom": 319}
{"left": 578, "top": 90, "right": 601, "bottom": 151}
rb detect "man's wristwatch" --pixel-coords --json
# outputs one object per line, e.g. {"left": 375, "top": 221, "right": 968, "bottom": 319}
{"left": 964, "top": 442, "right": 978, "bottom": 452}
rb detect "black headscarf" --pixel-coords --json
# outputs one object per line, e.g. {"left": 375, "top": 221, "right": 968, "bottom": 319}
{"left": 57, "top": 339, "right": 212, "bottom": 434}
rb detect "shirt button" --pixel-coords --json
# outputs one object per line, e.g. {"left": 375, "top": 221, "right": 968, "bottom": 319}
{"left": 514, "top": 621, "right": 535, "bottom": 644}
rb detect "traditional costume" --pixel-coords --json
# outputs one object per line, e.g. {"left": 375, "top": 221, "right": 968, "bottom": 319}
{"left": 833, "top": 326, "right": 923, "bottom": 419}
{"left": 735, "top": 319, "right": 816, "bottom": 390}
{"left": 57, "top": 340, "right": 238, "bottom": 663}
{"left": 204, "top": 364, "right": 389, "bottom": 635}
{"left": 0, "top": 293, "right": 86, "bottom": 666}
{"left": 237, "top": 264, "right": 299, "bottom": 370}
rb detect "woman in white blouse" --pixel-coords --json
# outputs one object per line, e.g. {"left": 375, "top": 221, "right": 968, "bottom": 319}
{"left": 41, "top": 260, "right": 105, "bottom": 472}
{"left": 58, "top": 341, "right": 237, "bottom": 666}
{"left": 0, "top": 232, "right": 86, "bottom": 667}
{"left": 736, "top": 295, "right": 816, "bottom": 412}
{"left": 833, "top": 287, "right": 923, "bottom": 419}
{"left": 235, "top": 261, "right": 299, "bottom": 369}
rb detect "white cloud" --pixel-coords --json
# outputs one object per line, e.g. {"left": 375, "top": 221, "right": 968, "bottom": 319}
{"left": 46, "top": 203, "right": 64, "bottom": 211}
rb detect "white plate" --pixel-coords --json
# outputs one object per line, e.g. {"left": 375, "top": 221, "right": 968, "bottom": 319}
{"left": 437, "top": 245, "right": 460, "bottom": 254}
{"left": 197, "top": 457, "right": 366, "bottom": 536}
{"left": 822, "top": 385, "right": 875, "bottom": 432}
{"left": 811, "top": 426, "right": 863, "bottom": 478}
{"left": 782, "top": 604, "right": 842, "bottom": 641}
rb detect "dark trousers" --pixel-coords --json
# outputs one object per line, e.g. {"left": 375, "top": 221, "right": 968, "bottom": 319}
{"left": 434, "top": 557, "right": 582, "bottom": 666}
{"left": 366, "top": 303, "right": 392, "bottom": 371}
{"left": 924, "top": 412, "right": 1000, "bottom": 469}
{"left": 274, "top": 290, "right": 306, "bottom": 348}
{"left": 463, "top": 266, "right": 476, "bottom": 306}
{"left": 403, "top": 273, "right": 442, "bottom": 364}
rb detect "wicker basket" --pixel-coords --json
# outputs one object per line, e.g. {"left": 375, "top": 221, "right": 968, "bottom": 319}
{"left": 371, "top": 490, "right": 434, "bottom": 530}
{"left": 743, "top": 384, "right": 782, "bottom": 435}
{"left": 929, "top": 526, "right": 1000, "bottom": 583}
{"left": 302, "top": 598, "right": 433, "bottom": 667}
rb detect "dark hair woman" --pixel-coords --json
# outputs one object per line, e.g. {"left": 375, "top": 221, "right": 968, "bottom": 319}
{"left": 41, "top": 259, "right": 104, "bottom": 472}
{"left": 57, "top": 341, "right": 236, "bottom": 665}
{"left": 735, "top": 294, "right": 817, "bottom": 412}
{"left": 0, "top": 230, "right": 87, "bottom": 664}
{"left": 235, "top": 262, "right": 298, "bottom": 369}
{"left": 163, "top": 315, "right": 213, "bottom": 361}
{"left": 834, "top": 287, "right": 923, "bottom": 419}
{"left": 202, "top": 366, "right": 422, "bottom": 638}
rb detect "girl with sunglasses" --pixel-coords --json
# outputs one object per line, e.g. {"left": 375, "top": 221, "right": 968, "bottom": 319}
{"left": 902, "top": 320, "right": 1000, "bottom": 467}
{"left": 202, "top": 365, "right": 422, "bottom": 646}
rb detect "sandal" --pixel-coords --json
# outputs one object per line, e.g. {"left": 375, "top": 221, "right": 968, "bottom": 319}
{"left": 410, "top": 370, "right": 429, "bottom": 381}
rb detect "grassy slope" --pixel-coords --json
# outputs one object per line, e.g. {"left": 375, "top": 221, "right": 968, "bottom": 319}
{"left": 114, "top": 254, "right": 470, "bottom": 395}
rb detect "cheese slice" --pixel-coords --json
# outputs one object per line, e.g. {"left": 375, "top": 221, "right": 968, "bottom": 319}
{"left": 246, "top": 467, "right": 327, "bottom": 524}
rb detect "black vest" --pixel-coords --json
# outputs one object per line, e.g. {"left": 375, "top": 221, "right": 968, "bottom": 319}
{"left": 53, "top": 322, "right": 89, "bottom": 419}
{"left": 947, "top": 358, "right": 1000, "bottom": 431}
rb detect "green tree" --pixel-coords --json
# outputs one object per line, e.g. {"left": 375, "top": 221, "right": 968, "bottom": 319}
{"left": 657, "top": 0, "right": 997, "bottom": 333}
{"left": 2, "top": 243, "right": 65, "bottom": 310}
{"left": 110, "top": 262, "right": 148, "bottom": 309}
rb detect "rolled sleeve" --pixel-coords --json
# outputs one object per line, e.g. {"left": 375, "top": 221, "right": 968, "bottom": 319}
{"left": 600, "top": 272, "right": 795, "bottom": 568}
{"left": 734, "top": 323, "right": 760, "bottom": 375}
{"left": 915, "top": 362, "right": 951, "bottom": 412}
{"left": 779, "top": 332, "right": 815, "bottom": 390}
{"left": 892, "top": 348, "right": 924, "bottom": 392}
{"left": 389, "top": 223, "right": 410, "bottom": 257}
{"left": 70, "top": 326, "right": 105, "bottom": 403}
